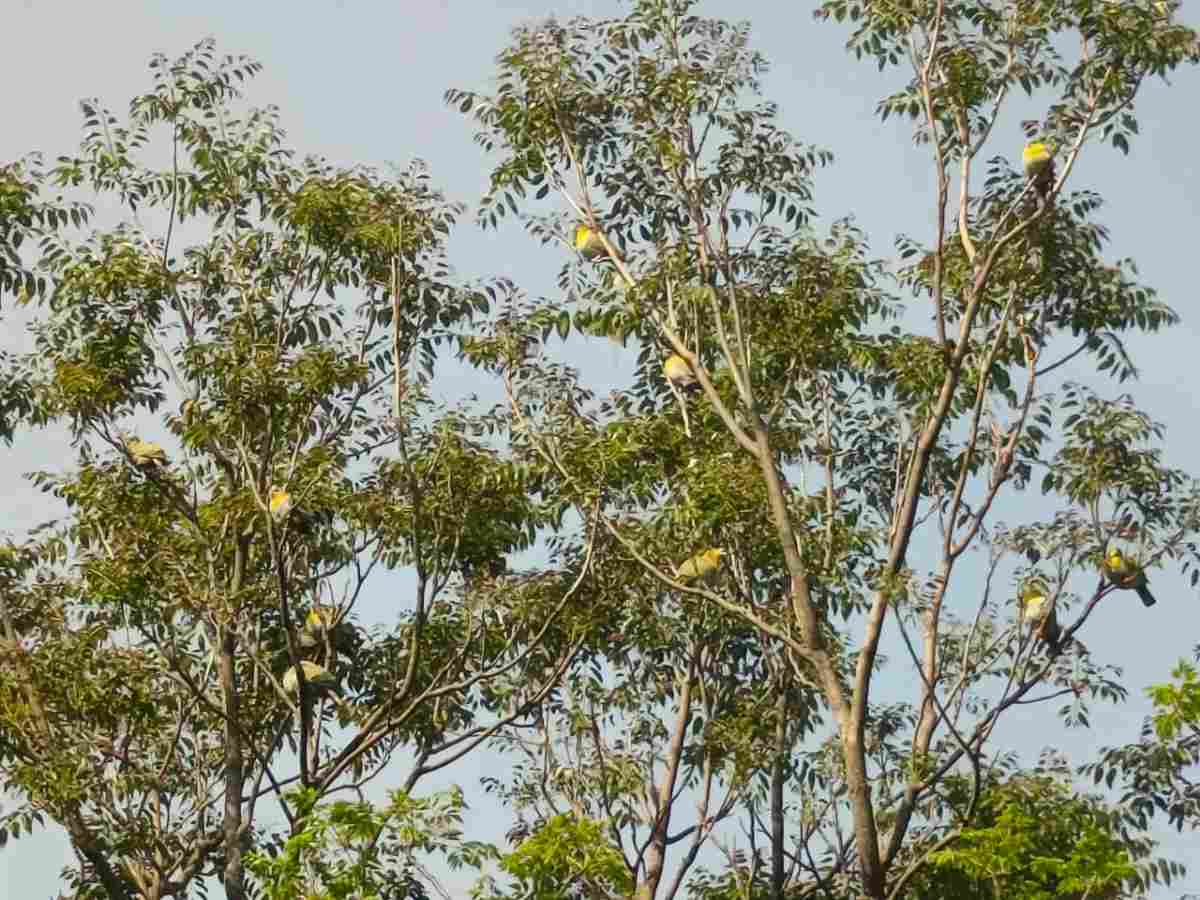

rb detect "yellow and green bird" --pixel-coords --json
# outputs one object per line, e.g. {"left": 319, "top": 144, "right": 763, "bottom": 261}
{"left": 268, "top": 485, "right": 292, "bottom": 523}
{"left": 573, "top": 223, "right": 606, "bottom": 261}
{"left": 300, "top": 605, "right": 356, "bottom": 654}
{"left": 1018, "top": 578, "right": 1061, "bottom": 652}
{"left": 125, "top": 437, "right": 169, "bottom": 470}
{"left": 282, "top": 660, "right": 341, "bottom": 696}
{"left": 299, "top": 605, "right": 338, "bottom": 649}
{"left": 1102, "top": 547, "right": 1157, "bottom": 607}
{"left": 1022, "top": 141, "right": 1056, "bottom": 200}
{"left": 270, "top": 484, "right": 323, "bottom": 534}
{"left": 663, "top": 354, "right": 700, "bottom": 395}
{"left": 674, "top": 548, "right": 725, "bottom": 584}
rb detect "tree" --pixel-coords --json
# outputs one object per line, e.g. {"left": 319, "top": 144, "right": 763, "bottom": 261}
{"left": 0, "top": 40, "right": 584, "bottom": 900}
{"left": 916, "top": 766, "right": 1156, "bottom": 899}
{"left": 445, "top": 0, "right": 1200, "bottom": 897}
{"left": 477, "top": 813, "right": 634, "bottom": 900}
{"left": 1085, "top": 645, "right": 1200, "bottom": 836}
{"left": 243, "top": 786, "right": 487, "bottom": 900}
{"left": 3, "top": 1, "right": 1199, "bottom": 898}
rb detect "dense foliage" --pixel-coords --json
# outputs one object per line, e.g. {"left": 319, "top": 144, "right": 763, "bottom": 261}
{"left": 2, "top": 2, "right": 1198, "bottom": 899}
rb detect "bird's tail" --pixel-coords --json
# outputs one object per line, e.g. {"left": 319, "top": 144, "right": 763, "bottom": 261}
{"left": 1039, "top": 618, "right": 1064, "bottom": 657}
{"left": 1136, "top": 584, "right": 1157, "bottom": 608}
{"left": 1047, "top": 628, "right": 1064, "bottom": 659}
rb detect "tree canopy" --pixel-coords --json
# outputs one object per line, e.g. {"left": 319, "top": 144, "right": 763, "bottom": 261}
{"left": 2, "top": 2, "right": 1199, "bottom": 899}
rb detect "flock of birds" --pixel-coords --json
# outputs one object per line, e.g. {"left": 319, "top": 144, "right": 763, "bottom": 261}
{"left": 110, "top": 139, "right": 1147, "bottom": 697}
{"left": 577, "top": 138, "right": 1158, "bottom": 654}
{"left": 1020, "top": 548, "right": 1157, "bottom": 657}
{"left": 122, "top": 435, "right": 348, "bottom": 697}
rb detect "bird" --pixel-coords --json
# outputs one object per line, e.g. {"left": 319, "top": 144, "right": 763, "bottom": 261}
{"left": 282, "top": 660, "right": 341, "bottom": 696}
{"left": 304, "top": 605, "right": 339, "bottom": 632}
{"left": 674, "top": 548, "right": 725, "bottom": 584}
{"left": 663, "top": 354, "right": 701, "bottom": 395}
{"left": 125, "top": 437, "right": 169, "bottom": 470}
{"left": 269, "top": 484, "right": 325, "bottom": 534}
{"left": 1101, "top": 547, "right": 1157, "bottom": 607}
{"left": 268, "top": 485, "right": 292, "bottom": 523}
{"left": 299, "top": 605, "right": 356, "bottom": 654}
{"left": 299, "top": 605, "right": 335, "bottom": 650}
{"left": 573, "top": 223, "right": 607, "bottom": 261}
{"left": 1018, "top": 578, "right": 1061, "bottom": 653}
{"left": 1022, "top": 141, "right": 1056, "bottom": 200}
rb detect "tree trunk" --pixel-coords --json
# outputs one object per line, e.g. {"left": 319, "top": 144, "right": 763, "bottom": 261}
{"left": 218, "top": 627, "right": 246, "bottom": 900}
{"left": 770, "top": 688, "right": 787, "bottom": 900}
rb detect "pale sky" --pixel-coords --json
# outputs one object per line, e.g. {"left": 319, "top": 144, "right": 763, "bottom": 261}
{"left": 2, "top": 1, "right": 1198, "bottom": 898}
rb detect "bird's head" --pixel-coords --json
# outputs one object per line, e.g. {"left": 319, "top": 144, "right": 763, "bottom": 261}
{"left": 1022, "top": 579, "right": 1048, "bottom": 603}
{"left": 1106, "top": 547, "right": 1124, "bottom": 566}
{"left": 706, "top": 548, "right": 725, "bottom": 564}
{"left": 574, "top": 223, "right": 593, "bottom": 250}
{"left": 1023, "top": 140, "right": 1054, "bottom": 160}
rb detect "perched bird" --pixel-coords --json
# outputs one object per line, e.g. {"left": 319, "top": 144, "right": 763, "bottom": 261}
{"left": 573, "top": 223, "right": 607, "bottom": 261}
{"left": 268, "top": 485, "right": 292, "bottom": 523}
{"left": 1018, "top": 578, "right": 1061, "bottom": 653}
{"left": 282, "top": 660, "right": 341, "bottom": 696}
{"left": 304, "top": 605, "right": 339, "bottom": 633}
{"left": 1022, "top": 141, "right": 1056, "bottom": 200}
{"left": 299, "top": 605, "right": 335, "bottom": 650}
{"left": 674, "top": 548, "right": 725, "bottom": 584}
{"left": 125, "top": 437, "right": 169, "bottom": 470}
{"left": 170, "top": 399, "right": 201, "bottom": 439}
{"left": 1102, "top": 547, "right": 1157, "bottom": 607}
{"left": 269, "top": 484, "right": 325, "bottom": 535}
{"left": 663, "top": 354, "right": 701, "bottom": 395}
{"left": 299, "top": 605, "right": 356, "bottom": 654}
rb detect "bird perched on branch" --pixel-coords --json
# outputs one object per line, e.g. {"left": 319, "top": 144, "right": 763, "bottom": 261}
{"left": 282, "top": 660, "right": 341, "bottom": 696}
{"left": 299, "top": 605, "right": 357, "bottom": 655}
{"left": 573, "top": 223, "right": 607, "bottom": 261}
{"left": 1018, "top": 578, "right": 1061, "bottom": 654}
{"left": 674, "top": 548, "right": 725, "bottom": 584}
{"left": 125, "top": 437, "right": 169, "bottom": 470}
{"left": 1101, "top": 547, "right": 1157, "bottom": 607}
{"left": 268, "top": 484, "right": 324, "bottom": 533}
{"left": 663, "top": 354, "right": 701, "bottom": 396}
{"left": 1022, "top": 140, "right": 1056, "bottom": 201}
{"left": 269, "top": 485, "right": 293, "bottom": 522}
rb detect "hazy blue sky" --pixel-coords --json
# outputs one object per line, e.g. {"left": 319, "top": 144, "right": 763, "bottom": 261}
{"left": 2, "top": 1, "right": 1198, "bottom": 898}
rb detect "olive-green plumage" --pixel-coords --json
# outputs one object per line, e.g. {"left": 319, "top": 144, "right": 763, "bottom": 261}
{"left": 269, "top": 484, "right": 322, "bottom": 533}
{"left": 1018, "top": 578, "right": 1061, "bottom": 652}
{"left": 125, "top": 437, "right": 169, "bottom": 469}
{"left": 674, "top": 548, "right": 725, "bottom": 584}
{"left": 1102, "top": 548, "right": 1157, "bottom": 607}
{"left": 282, "top": 660, "right": 341, "bottom": 695}
{"left": 299, "top": 605, "right": 356, "bottom": 654}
